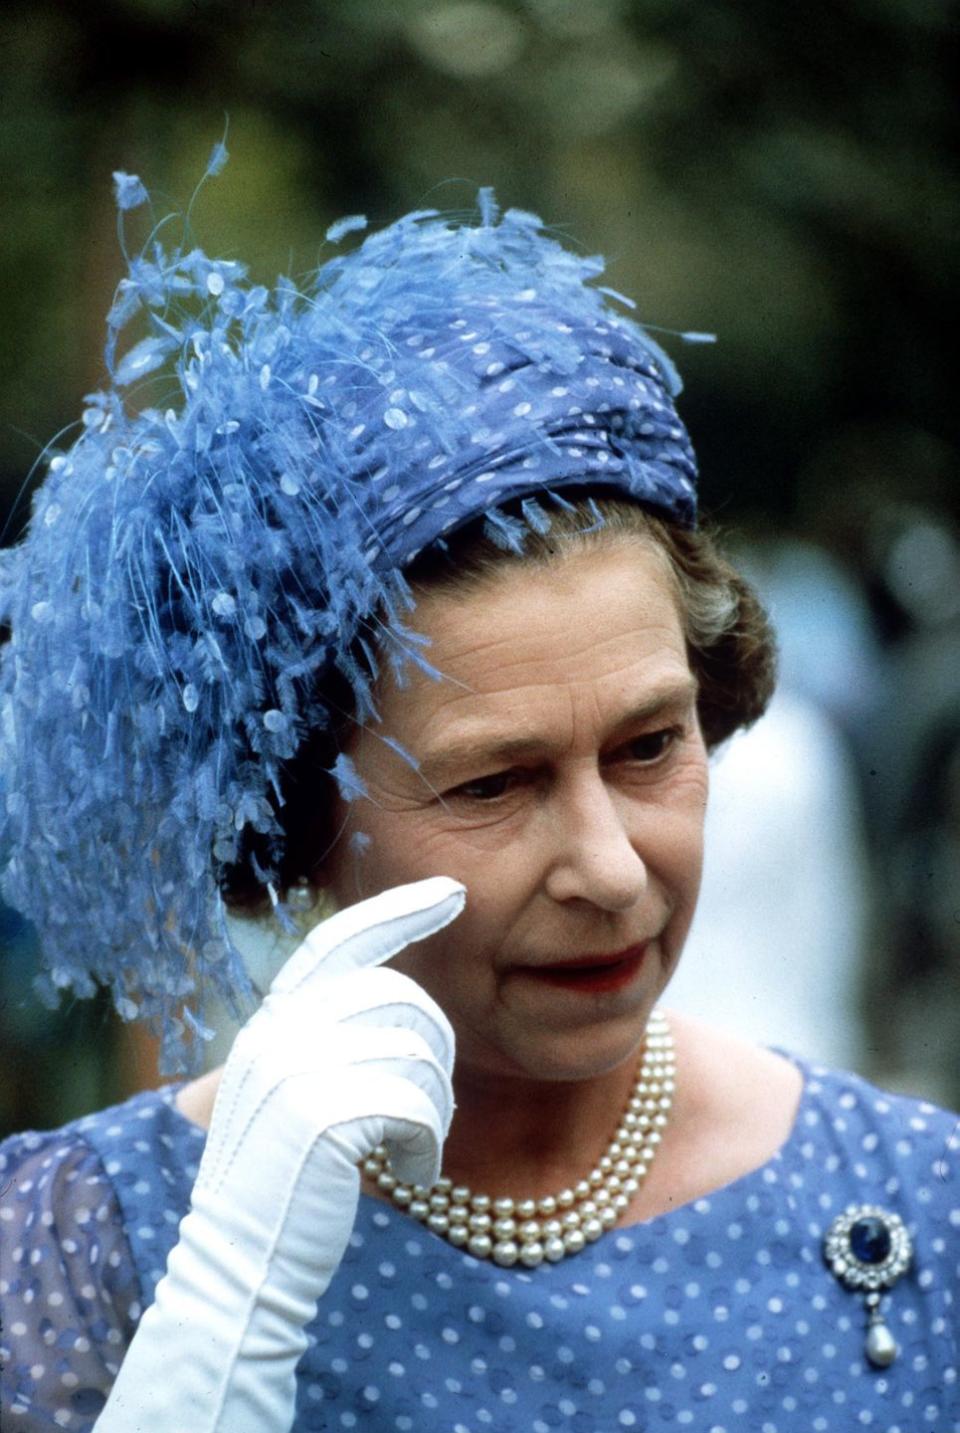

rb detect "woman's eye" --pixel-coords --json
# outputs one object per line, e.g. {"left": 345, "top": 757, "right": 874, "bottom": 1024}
{"left": 626, "top": 729, "right": 678, "bottom": 763}
{"left": 450, "top": 771, "right": 515, "bottom": 802}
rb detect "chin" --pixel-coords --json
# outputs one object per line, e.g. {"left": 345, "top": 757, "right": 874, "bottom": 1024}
{"left": 463, "top": 1019, "right": 648, "bottom": 1085}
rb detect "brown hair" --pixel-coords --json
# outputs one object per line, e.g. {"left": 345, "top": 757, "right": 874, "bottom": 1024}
{"left": 221, "top": 498, "right": 777, "bottom": 911}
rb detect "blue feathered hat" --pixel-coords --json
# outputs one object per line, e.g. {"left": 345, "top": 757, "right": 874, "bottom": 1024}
{"left": 0, "top": 162, "right": 704, "bottom": 1069}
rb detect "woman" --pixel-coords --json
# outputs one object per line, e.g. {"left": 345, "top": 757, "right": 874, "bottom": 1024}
{"left": 1, "top": 172, "right": 957, "bottom": 1432}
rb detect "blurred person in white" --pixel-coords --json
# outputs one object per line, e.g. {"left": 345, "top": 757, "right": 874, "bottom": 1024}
{"left": 670, "top": 539, "right": 876, "bottom": 1068}
{"left": 0, "top": 165, "right": 957, "bottom": 1433}
{"left": 669, "top": 685, "right": 871, "bottom": 1068}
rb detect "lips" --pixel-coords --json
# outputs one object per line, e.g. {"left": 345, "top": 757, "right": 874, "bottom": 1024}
{"left": 519, "top": 945, "right": 649, "bottom": 994}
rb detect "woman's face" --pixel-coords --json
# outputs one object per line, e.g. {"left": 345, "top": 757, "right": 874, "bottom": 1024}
{"left": 323, "top": 538, "right": 709, "bottom": 1083}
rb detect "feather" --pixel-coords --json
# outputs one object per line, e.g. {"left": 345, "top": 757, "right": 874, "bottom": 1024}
{"left": 112, "top": 171, "right": 149, "bottom": 213}
{"left": 205, "top": 140, "right": 229, "bottom": 179}
{"left": 331, "top": 752, "right": 368, "bottom": 802}
{"left": 326, "top": 214, "right": 368, "bottom": 244}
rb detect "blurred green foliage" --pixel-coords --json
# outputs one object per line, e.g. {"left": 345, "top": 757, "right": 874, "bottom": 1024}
{"left": 0, "top": 0, "right": 955, "bottom": 539}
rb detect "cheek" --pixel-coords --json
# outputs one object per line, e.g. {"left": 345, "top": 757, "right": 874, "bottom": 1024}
{"left": 659, "top": 757, "right": 708, "bottom": 856}
{"left": 384, "top": 902, "right": 503, "bottom": 1020}
{"left": 348, "top": 818, "right": 534, "bottom": 994}
{"left": 664, "top": 807, "right": 706, "bottom": 895}
{"left": 658, "top": 805, "right": 707, "bottom": 943}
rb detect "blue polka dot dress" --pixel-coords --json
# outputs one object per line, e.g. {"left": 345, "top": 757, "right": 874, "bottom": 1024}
{"left": 2, "top": 1057, "right": 958, "bottom": 1431}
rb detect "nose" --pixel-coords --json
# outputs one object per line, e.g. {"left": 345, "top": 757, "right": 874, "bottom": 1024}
{"left": 543, "top": 773, "right": 647, "bottom": 912}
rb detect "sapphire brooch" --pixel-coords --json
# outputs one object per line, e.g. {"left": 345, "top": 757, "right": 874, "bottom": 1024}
{"left": 823, "top": 1204, "right": 913, "bottom": 1367}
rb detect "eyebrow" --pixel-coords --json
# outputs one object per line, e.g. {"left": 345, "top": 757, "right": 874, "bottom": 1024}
{"left": 418, "top": 675, "right": 698, "bottom": 783}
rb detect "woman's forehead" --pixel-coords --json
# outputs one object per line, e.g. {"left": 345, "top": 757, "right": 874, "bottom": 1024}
{"left": 408, "top": 539, "right": 683, "bottom": 668}
{"left": 376, "top": 543, "right": 692, "bottom": 743}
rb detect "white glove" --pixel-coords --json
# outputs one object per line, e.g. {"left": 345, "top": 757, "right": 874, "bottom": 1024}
{"left": 94, "top": 876, "right": 465, "bottom": 1433}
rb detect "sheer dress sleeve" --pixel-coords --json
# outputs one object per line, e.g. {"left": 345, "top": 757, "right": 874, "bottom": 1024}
{"left": 1, "top": 1125, "right": 141, "bottom": 1431}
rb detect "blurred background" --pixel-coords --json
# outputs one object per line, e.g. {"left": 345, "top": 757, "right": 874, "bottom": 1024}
{"left": 1, "top": 0, "right": 957, "bottom": 1137}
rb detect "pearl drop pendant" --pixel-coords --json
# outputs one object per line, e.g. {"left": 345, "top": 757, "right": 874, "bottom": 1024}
{"left": 364, "top": 1010, "right": 675, "bottom": 1266}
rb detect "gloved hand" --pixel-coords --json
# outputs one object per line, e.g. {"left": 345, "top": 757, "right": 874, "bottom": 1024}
{"left": 94, "top": 876, "right": 465, "bottom": 1433}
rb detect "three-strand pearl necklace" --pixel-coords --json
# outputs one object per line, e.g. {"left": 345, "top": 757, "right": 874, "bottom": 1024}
{"left": 363, "top": 1009, "right": 675, "bottom": 1267}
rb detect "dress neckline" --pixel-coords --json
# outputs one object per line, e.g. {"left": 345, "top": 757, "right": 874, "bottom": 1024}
{"left": 159, "top": 1045, "right": 815, "bottom": 1243}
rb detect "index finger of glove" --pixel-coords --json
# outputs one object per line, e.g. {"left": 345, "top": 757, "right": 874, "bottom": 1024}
{"left": 269, "top": 876, "right": 466, "bottom": 997}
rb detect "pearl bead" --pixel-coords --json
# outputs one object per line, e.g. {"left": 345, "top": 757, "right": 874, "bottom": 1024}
{"left": 448, "top": 1206, "right": 469, "bottom": 1226}
{"left": 409, "top": 1198, "right": 430, "bottom": 1220}
{"left": 286, "top": 878, "right": 315, "bottom": 912}
{"left": 493, "top": 1217, "right": 517, "bottom": 1240}
{"left": 519, "top": 1241, "right": 545, "bottom": 1267}
{"left": 427, "top": 1212, "right": 450, "bottom": 1234}
{"left": 544, "top": 1236, "right": 566, "bottom": 1262}
{"left": 583, "top": 1216, "right": 604, "bottom": 1242}
{"left": 377, "top": 1171, "right": 397, "bottom": 1192}
{"left": 492, "top": 1240, "right": 519, "bottom": 1267}
{"left": 448, "top": 1225, "right": 469, "bottom": 1247}
{"left": 392, "top": 1186, "right": 412, "bottom": 1207}
{"left": 468, "top": 1212, "right": 492, "bottom": 1233}
{"left": 563, "top": 1228, "right": 586, "bottom": 1254}
{"left": 537, "top": 1195, "right": 558, "bottom": 1216}
{"left": 470, "top": 1193, "right": 491, "bottom": 1213}
{"left": 516, "top": 1199, "right": 537, "bottom": 1219}
{"left": 450, "top": 1186, "right": 471, "bottom": 1205}
{"left": 493, "top": 1196, "right": 515, "bottom": 1217}
{"left": 557, "top": 1188, "right": 575, "bottom": 1209}
{"left": 519, "top": 1219, "right": 542, "bottom": 1243}
{"left": 468, "top": 1233, "right": 492, "bottom": 1258}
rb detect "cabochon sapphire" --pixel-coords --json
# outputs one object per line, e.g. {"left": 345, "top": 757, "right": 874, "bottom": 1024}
{"left": 850, "top": 1216, "right": 892, "bottom": 1264}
